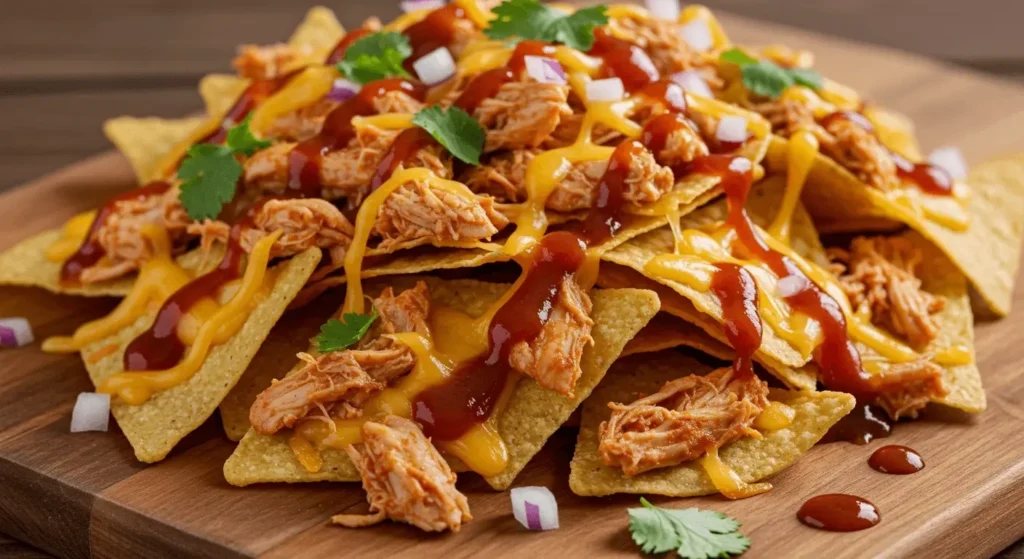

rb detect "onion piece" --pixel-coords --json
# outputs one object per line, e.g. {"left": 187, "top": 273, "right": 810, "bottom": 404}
{"left": 400, "top": 0, "right": 445, "bottom": 13}
{"left": 326, "top": 78, "right": 361, "bottom": 102}
{"left": 716, "top": 115, "right": 749, "bottom": 144}
{"left": 646, "top": 0, "right": 680, "bottom": 21}
{"left": 671, "top": 69, "right": 713, "bottom": 98}
{"left": 70, "top": 393, "right": 111, "bottom": 433}
{"left": 0, "top": 318, "right": 33, "bottom": 348}
{"left": 524, "top": 56, "right": 567, "bottom": 84}
{"left": 927, "top": 146, "right": 968, "bottom": 181}
{"left": 777, "top": 275, "right": 811, "bottom": 298}
{"left": 511, "top": 486, "right": 559, "bottom": 531}
{"left": 679, "top": 19, "right": 714, "bottom": 52}
{"left": 586, "top": 77, "right": 625, "bottom": 102}
{"left": 413, "top": 47, "right": 456, "bottom": 86}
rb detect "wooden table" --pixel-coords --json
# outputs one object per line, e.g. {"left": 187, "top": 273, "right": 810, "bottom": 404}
{"left": 1, "top": 2, "right": 1023, "bottom": 558}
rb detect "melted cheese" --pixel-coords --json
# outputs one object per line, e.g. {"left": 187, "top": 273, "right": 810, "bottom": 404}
{"left": 454, "top": 0, "right": 494, "bottom": 29}
{"left": 753, "top": 401, "right": 795, "bottom": 431}
{"left": 352, "top": 113, "right": 415, "bottom": 131}
{"left": 45, "top": 210, "right": 97, "bottom": 262}
{"left": 249, "top": 65, "right": 337, "bottom": 137}
{"left": 96, "top": 230, "right": 282, "bottom": 405}
{"left": 699, "top": 446, "right": 772, "bottom": 499}
{"left": 932, "top": 344, "right": 973, "bottom": 366}
{"left": 768, "top": 128, "right": 819, "bottom": 243}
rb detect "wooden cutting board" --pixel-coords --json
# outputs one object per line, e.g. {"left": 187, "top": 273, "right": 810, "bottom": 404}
{"left": 1, "top": 9, "right": 1023, "bottom": 559}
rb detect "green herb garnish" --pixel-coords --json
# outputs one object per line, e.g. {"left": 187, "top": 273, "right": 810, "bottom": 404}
{"left": 177, "top": 115, "right": 271, "bottom": 221}
{"left": 485, "top": 0, "right": 609, "bottom": 51}
{"left": 720, "top": 47, "right": 822, "bottom": 99}
{"left": 412, "top": 105, "right": 486, "bottom": 165}
{"left": 336, "top": 31, "right": 413, "bottom": 85}
{"left": 315, "top": 309, "right": 379, "bottom": 353}
{"left": 628, "top": 498, "right": 750, "bottom": 558}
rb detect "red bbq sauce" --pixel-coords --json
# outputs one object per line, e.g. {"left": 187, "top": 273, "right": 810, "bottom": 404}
{"left": 326, "top": 28, "right": 371, "bottom": 65}
{"left": 710, "top": 263, "right": 762, "bottom": 378}
{"left": 199, "top": 70, "right": 301, "bottom": 145}
{"left": 60, "top": 181, "right": 172, "bottom": 286}
{"left": 822, "top": 400, "right": 892, "bottom": 445}
{"left": 402, "top": 3, "right": 471, "bottom": 71}
{"left": 798, "top": 494, "right": 880, "bottom": 532}
{"left": 589, "top": 28, "right": 660, "bottom": 92}
{"left": 868, "top": 445, "right": 924, "bottom": 474}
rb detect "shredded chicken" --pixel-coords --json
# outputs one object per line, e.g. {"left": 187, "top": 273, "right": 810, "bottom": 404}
{"left": 333, "top": 415, "right": 472, "bottom": 532}
{"left": 188, "top": 198, "right": 354, "bottom": 260}
{"left": 607, "top": 15, "right": 722, "bottom": 88}
{"left": 249, "top": 282, "right": 431, "bottom": 435}
{"left": 599, "top": 367, "right": 769, "bottom": 476}
{"left": 829, "top": 236, "right": 946, "bottom": 348}
{"left": 232, "top": 43, "right": 301, "bottom": 81}
{"left": 871, "top": 358, "right": 948, "bottom": 420}
{"left": 473, "top": 78, "right": 573, "bottom": 153}
{"left": 374, "top": 180, "right": 509, "bottom": 249}
{"left": 747, "top": 98, "right": 816, "bottom": 138}
{"left": 655, "top": 120, "right": 711, "bottom": 167}
{"left": 263, "top": 99, "right": 340, "bottom": 142}
{"left": 818, "top": 115, "right": 899, "bottom": 191}
{"left": 508, "top": 276, "right": 594, "bottom": 396}
{"left": 80, "top": 184, "right": 191, "bottom": 284}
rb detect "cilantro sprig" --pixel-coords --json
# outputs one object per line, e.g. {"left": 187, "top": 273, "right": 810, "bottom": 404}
{"left": 413, "top": 105, "right": 486, "bottom": 165}
{"left": 720, "top": 48, "right": 822, "bottom": 99}
{"left": 177, "top": 115, "right": 271, "bottom": 221}
{"left": 485, "top": 0, "right": 609, "bottom": 51}
{"left": 315, "top": 309, "right": 379, "bottom": 353}
{"left": 336, "top": 32, "right": 412, "bottom": 85}
{"left": 628, "top": 498, "right": 750, "bottom": 559}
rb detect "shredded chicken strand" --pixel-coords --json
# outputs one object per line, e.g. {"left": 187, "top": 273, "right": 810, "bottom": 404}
{"left": 871, "top": 358, "right": 948, "bottom": 420}
{"left": 818, "top": 115, "right": 899, "bottom": 191}
{"left": 232, "top": 43, "right": 301, "bottom": 80}
{"left": 374, "top": 180, "right": 509, "bottom": 249}
{"left": 473, "top": 77, "right": 573, "bottom": 153}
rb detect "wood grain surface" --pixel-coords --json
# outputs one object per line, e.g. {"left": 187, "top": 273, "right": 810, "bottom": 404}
{"left": 0, "top": 4, "right": 1023, "bottom": 559}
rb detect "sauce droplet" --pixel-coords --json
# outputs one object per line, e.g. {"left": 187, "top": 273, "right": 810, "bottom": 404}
{"left": 821, "top": 400, "right": 892, "bottom": 445}
{"left": 869, "top": 445, "right": 924, "bottom": 474}
{"left": 797, "top": 494, "right": 880, "bottom": 532}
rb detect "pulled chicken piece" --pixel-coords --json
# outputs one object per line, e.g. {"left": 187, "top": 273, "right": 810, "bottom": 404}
{"left": 374, "top": 180, "right": 509, "bottom": 250}
{"left": 473, "top": 78, "right": 573, "bottom": 153}
{"left": 746, "top": 98, "right": 817, "bottom": 138}
{"left": 871, "top": 358, "right": 947, "bottom": 420}
{"left": 232, "top": 43, "right": 301, "bottom": 80}
{"left": 598, "top": 367, "right": 769, "bottom": 476}
{"left": 249, "top": 282, "right": 431, "bottom": 435}
{"left": 508, "top": 276, "right": 594, "bottom": 396}
{"left": 263, "top": 99, "right": 340, "bottom": 142}
{"left": 81, "top": 183, "right": 191, "bottom": 284}
{"left": 817, "top": 114, "right": 899, "bottom": 191}
{"left": 828, "top": 236, "right": 946, "bottom": 348}
{"left": 333, "top": 415, "right": 472, "bottom": 532}
{"left": 187, "top": 198, "right": 354, "bottom": 260}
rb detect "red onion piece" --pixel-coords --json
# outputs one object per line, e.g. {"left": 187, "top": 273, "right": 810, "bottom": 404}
{"left": 586, "top": 77, "right": 625, "bottom": 102}
{"left": 0, "top": 318, "right": 33, "bottom": 347}
{"left": 716, "top": 115, "right": 749, "bottom": 144}
{"left": 524, "top": 56, "right": 567, "bottom": 84}
{"left": 680, "top": 19, "right": 714, "bottom": 52}
{"left": 927, "top": 146, "right": 968, "bottom": 181}
{"left": 413, "top": 46, "right": 456, "bottom": 86}
{"left": 326, "top": 78, "right": 361, "bottom": 102}
{"left": 400, "top": 0, "right": 445, "bottom": 13}
{"left": 511, "top": 486, "right": 559, "bottom": 531}
{"left": 646, "top": 0, "right": 680, "bottom": 21}
{"left": 671, "top": 69, "right": 713, "bottom": 98}
{"left": 70, "top": 393, "right": 110, "bottom": 433}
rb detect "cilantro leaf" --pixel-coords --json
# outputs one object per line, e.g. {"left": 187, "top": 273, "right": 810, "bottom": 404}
{"left": 412, "top": 105, "right": 485, "bottom": 165}
{"left": 719, "top": 48, "right": 822, "bottom": 99}
{"left": 225, "top": 114, "right": 271, "bottom": 156}
{"left": 628, "top": 498, "right": 750, "bottom": 559}
{"left": 337, "top": 31, "right": 412, "bottom": 85}
{"left": 315, "top": 309, "right": 379, "bottom": 353}
{"left": 485, "top": 0, "right": 608, "bottom": 51}
{"left": 177, "top": 144, "right": 240, "bottom": 221}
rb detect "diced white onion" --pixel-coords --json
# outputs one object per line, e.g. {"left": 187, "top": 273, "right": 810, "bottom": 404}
{"left": 679, "top": 19, "right": 714, "bottom": 52}
{"left": 646, "top": 0, "right": 680, "bottom": 21}
{"left": 777, "top": 275, "right": 810, "bottom": 298}
{"left": 927, "top": 146, "right": 968, "bottom": 181}
{"left": 326, "top": 78, "right": 361, "bottom": 102}
{"left": 729, "top": 157, "right": 753, "bottom": 173}
{"left": 511, "top": 486, "right": 559, "bottom": 531}
{"left": 716, "top": 115, "right": 749, "bottom": 144}
{"left": 70, "top": 393, "right": 110, "bottom": 433}
{"left": 0, "top": 317, "right": 33, "bottom": 348}
{"left": 586, "top": 77, "right": 625, "bottom": 102}
{"left": 400, "top": 0, "right": 445, "bottom": 13}
{"left": 671, "top": 70, "right": 713, "bottom": 99}
{"left": 413, "top": 47, "right": 456, "bottom": 86}
{"left": 524, "top": 56, "right": 567, "bottom": 84}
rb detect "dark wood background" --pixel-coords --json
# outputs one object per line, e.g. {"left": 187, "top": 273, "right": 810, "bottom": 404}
{"left": 1, "top": 0, "right": 1022, "bottom": 556}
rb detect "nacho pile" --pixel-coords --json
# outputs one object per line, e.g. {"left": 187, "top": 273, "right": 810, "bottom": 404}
{"left": 0, "top": 0, "right": 1018, "bottom": 538}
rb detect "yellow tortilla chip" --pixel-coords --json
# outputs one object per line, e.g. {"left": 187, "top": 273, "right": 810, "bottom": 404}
{"left": 569, "top": 351, "right": 855, "bottom": 497}
{"left": 82, "top": 248, "right": 321, "bottom": 463}
{"left": 223, "top": 278, "right": 660, "bottom": 488}
{"left": 776, "top": 144, "right": 1024, "bottom": 317}
{"left": 863, "top": 105, "right": 922, "bottom": 161}
{"left": 622, "top": 313, "right": 734, "bottom": 360}
{"left": 602, "top": 176, "right": 827, "bottom": 389}
{"left": 103, "top": 116, "right": 206, "bottom": 182}
{"left": 288, "top": 6, "right": 345, "bottom": 58}
{"left": 198, "top": 73, "right": 249, "bottom": 119}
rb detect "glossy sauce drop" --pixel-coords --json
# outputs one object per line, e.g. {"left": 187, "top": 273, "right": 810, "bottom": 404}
{"left": 869, "top": 445, "right": 924, "bottom": 474}
{"left": 797, "top": 494, "right": 880, "bottom": 532}
{"left": 821, "top": 400, "right": 892, "bottom": 445}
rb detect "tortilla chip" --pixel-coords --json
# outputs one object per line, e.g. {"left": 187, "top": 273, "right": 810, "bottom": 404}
{"left": 602, "top": 176, "right": 827, "bottom": 389}
{"left": 775, "top": 144, "right": 1024, "bottom": 316}
{"left": 863, "top": 105, "right": 922, "bottom": 161}
{"left": 223, "top": 278, "right": 660, "bottom": 488}
{"left": 102, "top": 116, "right": 206, "bottom": 182}
{"left": 622, "top": 313, "right": 734, "bottom": 360}
{"left": 199, "top": 74, "right": 249, "bottom": 119}
{"left": 82, "top": 248, "right": 321, "bottom": 463}
{"left": 287, "top": 6, "right": 345, "bottom": 56}
{"left": 569, "top": 351, "right": 855, "bottom": 497}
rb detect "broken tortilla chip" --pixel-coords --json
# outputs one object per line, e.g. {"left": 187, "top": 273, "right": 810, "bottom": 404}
{"left": 82, "top": 248, "right": 321, "bottom": 463}
{"left": 569, "top": 351, "right": 855, "bottom": 497}
{"left": 223, "top": 277, "right": 660, "bottom": 488}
